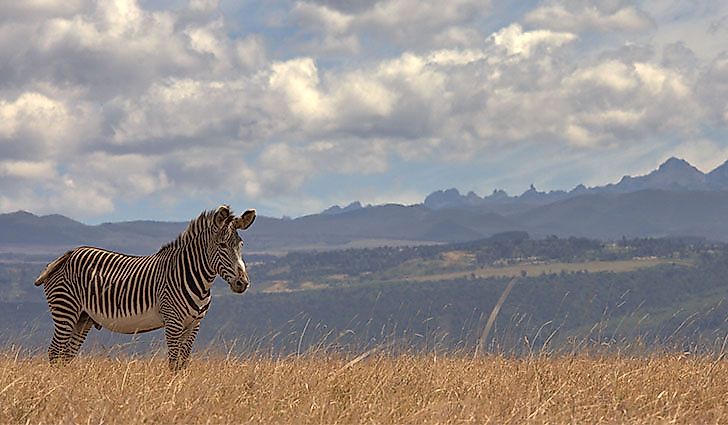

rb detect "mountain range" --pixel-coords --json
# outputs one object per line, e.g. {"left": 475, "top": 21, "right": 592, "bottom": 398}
{"left": 4, "top": 157, "right": 728, "bottom": 255}
{"left": 419, "top": 157, "right": 728, "bottom": 211}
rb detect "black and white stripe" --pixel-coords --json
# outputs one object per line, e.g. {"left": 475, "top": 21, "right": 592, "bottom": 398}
{"left": 35, "top": 205, "right": 256, "bottom": 370}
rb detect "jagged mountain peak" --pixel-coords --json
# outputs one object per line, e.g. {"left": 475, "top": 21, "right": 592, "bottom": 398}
{"left": 6, "top": 210, "right": 35, "bottom": 217}
{"left": 423, "top": 188, "right": 472, "bottom": 209}
{"left": 324, "top": 157, "right": 726, "bottom": 214}
{"left": 486, "top": 189, "right": 509, "bottom": 199}
{"left": 660, "top": 156, "right": 693, "bottom": 168}
{"left": 640, "top": 157, "right": 706, "bottom": 189}
{"left": 321, "top": 201, "right": 364, "bottom": 216}
{"left": 654, "top": 157, "right": 703, "bottom": 177}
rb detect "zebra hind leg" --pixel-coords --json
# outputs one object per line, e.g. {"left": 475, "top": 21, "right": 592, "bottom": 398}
{"left": 64, "top": 312, "right": 95, "bottom": 360}
{"left": 48, "top": 310, "right": 80, "bottom": 365}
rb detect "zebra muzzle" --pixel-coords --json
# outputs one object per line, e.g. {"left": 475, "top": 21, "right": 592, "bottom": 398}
{"left": 230, "top": 278, "right": 249, "bottom": 293}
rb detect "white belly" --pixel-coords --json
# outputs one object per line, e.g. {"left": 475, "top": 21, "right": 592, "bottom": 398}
{"left": 88, "top": 308, "right": 164, "bottom": 334}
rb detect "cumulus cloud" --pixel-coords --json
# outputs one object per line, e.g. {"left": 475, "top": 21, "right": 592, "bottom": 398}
{"left": 0, "top": 0, "right": 90, "bottom": 23}
{"left": 257, "top": 139, "right": 389, "bottom": 195}
{"left": 0, "top": 91, "right": 99, "bottom": 160}
{"left": 292, "top": 2, "right": 353, "bottom": 34}
{"left": 109, "top": 77, "right": 269, "bottom": 147}
{"left": 0, "top": 0, "right": 725, "bottom": 219}
{"left": 288, "top": 0, "right": 493, "bottom": 52}
{"left": 356, "top": 0, "right": 491, "bottom": 45}
{"left": 0, "top": 160, "right": 56, "bottom": 180}
{"left": 562, "top": 58, "right": 701, "bottom": 146}
{"left": 525, "top": 0, "right": 656, "bottom": 33}
{"left": 269, "top": 58, "right": 330, "bottom": 125}
{"left": 490, "top": 23, "right": 577, "bottom": 57}
{"left": 289, "top": 2, "right": 360, "bottom": 55}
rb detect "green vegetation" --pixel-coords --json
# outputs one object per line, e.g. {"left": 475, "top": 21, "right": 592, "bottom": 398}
{"left": 2, "top": 234, "right": 727, "bottom": 354}
{"left": 248, "top": 233, "right": 710, "bottom": 293}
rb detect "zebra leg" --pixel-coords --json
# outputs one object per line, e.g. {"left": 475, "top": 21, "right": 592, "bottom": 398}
{"left": 164, "top": 322, "right": 187, "bottom": 371}
{"left": 177, "top": 324, "right": 200, "bottom": 370}
{"left": 48, "top": 308, "right": 81, "bottom": 364}
{"left": 64, "top": 312, "right": 95, "bottom": 360}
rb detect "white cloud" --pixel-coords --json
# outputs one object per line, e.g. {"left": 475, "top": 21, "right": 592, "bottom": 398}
{"left": 256, "top": 139, "right": 389, "bottom": 196}
{"left": 189, "top": 0, "right": 220, "bottom": 13}
{"left": 234, "top": 35, "right": 268, "bottom": 71}
{"left": 357, "top": 0, "right": 491, "bottom": 45}
{"left": 562, "top": 58, "right": 701, "bottom": 146}
{"left": 0, "top": 174, "right": 114, "bottom": 219}
{"left": 426, "top": 48, "right": 486, "bottom": 66}
{"left": 0, "top": 92, "right": 71, "bottom": 140}
{"left": 111, "top": 78, "right": 259, "bottom": 145}
{"left": 0, "top": 0, "right": 90, "bottom": 23}
{"left": 290, "top": 0, "right": 493, "bottom": 52}
{"left": 525, "top": 0, "right": 656, "bottom": 33}
{"left": 68, "top": 153, "right": 171, "bottom": 197}
{"left": 269, "top": 58, "right": 329, "bottom": 124}
{"left": 0, "top": 0, "right": 725, "bottom": 219}
{"left": 292, "top": 2, "right": 353, "bottom": 34}
{"left": 0, "top": 160, "right": 56, "bottom": 180}
{"left": 491, "top": 23, "right": 577, "bottom": 57}
{"left": 0, "top": 91, "right": 99, "bottom": 159}
{"left": 568, "top": 60, "right": 637, "bottom": 91}
{"left": 330, "top": 73, "right": 396, "bottom": 120}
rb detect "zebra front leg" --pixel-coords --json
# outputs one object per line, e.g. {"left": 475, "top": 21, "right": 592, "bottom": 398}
{"left": 177, "top": 324, "right": 200, "bottom": 370}
{"left": 164, "top": 322, "right": 187, "bottom": 371}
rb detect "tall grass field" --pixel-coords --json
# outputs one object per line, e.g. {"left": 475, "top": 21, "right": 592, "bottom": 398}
{"left": 1, "top": 350, "right": 727, "bottom": 424}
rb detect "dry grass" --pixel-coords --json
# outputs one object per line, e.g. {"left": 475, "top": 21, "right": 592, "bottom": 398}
{"left": 1, "top": 351, "right": 727, "bottom": 424}
{"left": 402, "top": 258, "right": 688, "bottom": 282}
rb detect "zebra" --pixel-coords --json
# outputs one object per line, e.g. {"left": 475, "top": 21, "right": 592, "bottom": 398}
{"left": 34, "top": 205, "right": 256, "bottom": 370}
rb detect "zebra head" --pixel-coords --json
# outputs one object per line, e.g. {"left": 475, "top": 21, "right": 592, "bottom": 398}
{"left": 212, "top": 206, "right": 256, "bottom": 293}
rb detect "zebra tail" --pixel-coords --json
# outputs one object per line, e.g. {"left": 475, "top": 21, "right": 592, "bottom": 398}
{"left": 34, "top": 250, "right": 73, "bottom": 286}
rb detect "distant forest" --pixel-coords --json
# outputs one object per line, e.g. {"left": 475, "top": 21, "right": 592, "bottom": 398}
{"left": 3, "top": 234, "right": 727, "bottom": 354}
{"left": 247, "top": 232, "right": 714, "bottom": 292}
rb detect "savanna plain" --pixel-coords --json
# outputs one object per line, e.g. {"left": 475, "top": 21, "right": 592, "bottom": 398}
{"left": 3, "top": 236, "right": 728, "bottom": 424}
{"left": 1, "top": 350, "right": 728, "bottom": 424}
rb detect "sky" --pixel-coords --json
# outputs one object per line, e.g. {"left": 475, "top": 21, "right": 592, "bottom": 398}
{"left": 0, "top": 0, "right": 726, "bottom": 223}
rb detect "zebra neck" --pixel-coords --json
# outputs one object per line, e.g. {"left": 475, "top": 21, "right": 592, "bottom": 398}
{"left": 169, "top": 241, "right": 217, "bottom": 301}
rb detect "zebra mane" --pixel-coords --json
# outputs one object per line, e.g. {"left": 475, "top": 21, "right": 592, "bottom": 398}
{"left": 157, "top": 209, "right": 225, "bottom": 253}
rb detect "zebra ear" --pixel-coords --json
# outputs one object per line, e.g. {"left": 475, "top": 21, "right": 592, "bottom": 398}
{"left": 213, "top": 205, "right": 232, "bottom": 229}
{"left": 233, "top": 209, "right": 256, "bottom": 230}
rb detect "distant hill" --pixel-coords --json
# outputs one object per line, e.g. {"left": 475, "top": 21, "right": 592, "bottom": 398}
{"left": 5, "top": 157, "right": 728, "bottom": 255}
{"left": 0, "top": 211, "right": 188, "bottom": 255}
{"left": 515, "top": 190, "right": 728, "bottom": 240}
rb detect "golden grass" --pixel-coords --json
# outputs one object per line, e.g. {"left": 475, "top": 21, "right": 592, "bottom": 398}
{"left": 1, "top": 351, "right": 727, "bottom": 424}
